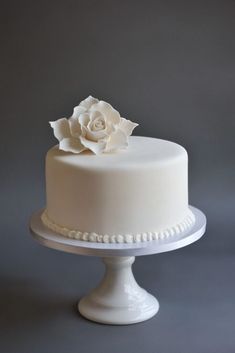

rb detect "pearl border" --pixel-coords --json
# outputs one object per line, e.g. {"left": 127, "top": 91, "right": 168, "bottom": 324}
{"left": 41, "top": 210, "right": 196, "bottom": 244}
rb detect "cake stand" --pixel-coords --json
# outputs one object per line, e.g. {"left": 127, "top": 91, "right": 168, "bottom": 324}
{"left": 29, "top": 206, "right": 206, "bottom": 325}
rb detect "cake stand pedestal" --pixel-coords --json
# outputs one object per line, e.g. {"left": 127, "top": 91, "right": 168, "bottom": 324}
{"left": 29, "top": 206, "right": 206, "bottom": 325}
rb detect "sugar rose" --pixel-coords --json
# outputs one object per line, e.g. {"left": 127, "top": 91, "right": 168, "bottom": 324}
{"left": 49, "top": 96, "right": 138, "bottom": 155}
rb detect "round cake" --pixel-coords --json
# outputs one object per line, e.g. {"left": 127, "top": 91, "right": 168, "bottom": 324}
{"left": 42, "top": 136, "right": 195, "bottom": 243}
{"left": 41, "top": 96, "right": 195, "bottom": 243}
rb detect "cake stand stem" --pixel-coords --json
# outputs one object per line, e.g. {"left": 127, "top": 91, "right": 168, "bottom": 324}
{"left": 78, "top": 256, "right": 159, "bottom": 325}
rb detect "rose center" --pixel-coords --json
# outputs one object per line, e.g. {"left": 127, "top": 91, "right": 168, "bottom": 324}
{"left": 92, "top": 117, "right": 105, "bottom": 131}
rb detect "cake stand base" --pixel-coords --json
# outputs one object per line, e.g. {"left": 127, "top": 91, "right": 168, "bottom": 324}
{"left": 78, "top": 256, "right": 159, "bottom": 325}
{"left": 30, "top": 206, "right": 206, "bottom": 325}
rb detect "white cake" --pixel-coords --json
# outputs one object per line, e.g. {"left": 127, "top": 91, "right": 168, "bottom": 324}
{"left": 41, "top": 96, "right": 195, "bottom": 243}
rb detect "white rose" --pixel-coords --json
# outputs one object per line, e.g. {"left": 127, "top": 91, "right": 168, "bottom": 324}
{"left": 49, "top": 96, "right": 138, "bottom": 155}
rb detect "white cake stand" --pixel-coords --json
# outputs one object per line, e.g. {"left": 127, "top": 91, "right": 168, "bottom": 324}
{"left": 29, "top": 206, "right": 206, "bottom": 325}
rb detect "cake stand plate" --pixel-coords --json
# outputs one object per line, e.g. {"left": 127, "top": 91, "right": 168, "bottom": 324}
{"left": 29, "top": 206, "right": 206, "bottom": 325}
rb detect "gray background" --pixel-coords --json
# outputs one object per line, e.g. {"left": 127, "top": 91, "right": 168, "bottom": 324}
{"left": 1, "top": 0, "right": 235, "bottom": 352}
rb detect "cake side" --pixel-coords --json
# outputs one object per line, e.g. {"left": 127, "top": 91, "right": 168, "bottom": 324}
{"left": 42, "top": 136, "right": 195, "bottom": 242}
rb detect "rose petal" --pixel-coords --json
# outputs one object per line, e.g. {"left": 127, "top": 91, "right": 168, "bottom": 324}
{"left": 79, "top": 95, "right": 99, "bottom": 110}
{"left": 105, "top": 121, "right": 116, "bottom": 135}
{"left": 105, "top": 129, "right": 128, "bottom": 152}
{"left": 81, "top": 125, "right": 87, "bottom": 137}
{"left": 119, "top": 118, "right": 138, "bottom": 136}
{"left": 49, "top": 118, "right": 71, "bottom": 142}
{"left": 72, "top": 105, "right": 87, "bottom": 118}
{"left": 90, "top": 101, "right": 121, "bottom": 125}
{"left": 59, "top": 137, "right": 86, "bottom": 153}
{"left": 88, "top": 110, "right": 102, "bottom": 122}
{"left": 80, "top": 136, "right": 106, "bottom": 155}
{"left": 69, "top": 117, "right": 82, "bottom": 138}
{"left": 78, "top": 113, "right": 90, "bottom": 127}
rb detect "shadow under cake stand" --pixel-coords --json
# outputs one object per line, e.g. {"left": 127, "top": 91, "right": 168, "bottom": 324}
{"left": 29, "top": 206, "right": 206, "bottom": 325}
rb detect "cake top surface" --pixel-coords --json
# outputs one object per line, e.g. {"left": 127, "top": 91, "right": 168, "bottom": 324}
{"left": 47, "top": 136, "right": 187, "bottom": 170}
